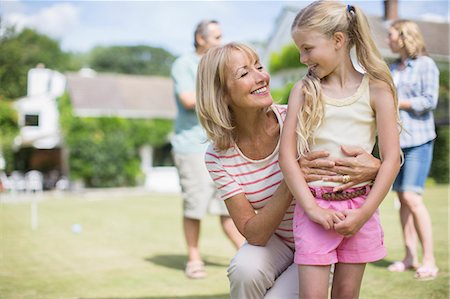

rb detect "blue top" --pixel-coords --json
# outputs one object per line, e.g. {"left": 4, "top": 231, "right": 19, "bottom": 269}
{"left": 170, "top": 52, "right": 208, "bottom": 154}
{"left": 390, "top": 56, "right": 440, "bottom": 148}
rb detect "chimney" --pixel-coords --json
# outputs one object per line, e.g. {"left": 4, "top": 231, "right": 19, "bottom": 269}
{"left": 384, "top": 0, "right": 398, "bottom": 21}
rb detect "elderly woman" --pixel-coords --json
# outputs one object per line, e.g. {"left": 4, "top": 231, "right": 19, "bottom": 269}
{"left": 196, "top": 42, "right": 380, "bottom": 298}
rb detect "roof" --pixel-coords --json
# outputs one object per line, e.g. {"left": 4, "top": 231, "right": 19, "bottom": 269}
{"left": 65, "top": 71, "right": 176, "bottom": 119}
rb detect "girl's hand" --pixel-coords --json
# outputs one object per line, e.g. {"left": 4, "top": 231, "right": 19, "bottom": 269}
{"left": 325, "top": 145, "right": 381, "bottom": 192}
{"left": 306, "top": 206, "right": 346, "bottom": 230}
{"left": 299, "top": 151, "right": 336, "bottom": 182}
{"left": 333, "top": 208, "right": 370, "bottom": 237}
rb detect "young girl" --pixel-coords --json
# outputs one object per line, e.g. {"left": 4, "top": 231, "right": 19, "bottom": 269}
{"left": 279, "top": 1, "right": 401, "bottom": 298}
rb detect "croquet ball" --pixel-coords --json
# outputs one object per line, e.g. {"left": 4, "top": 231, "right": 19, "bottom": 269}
{"left": 71, "top": 224, "right": 82, "bottom": 233}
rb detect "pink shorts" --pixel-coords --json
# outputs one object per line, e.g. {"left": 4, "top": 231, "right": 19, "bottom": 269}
{"left": 293, "top": 186, "right": 386, "bottom": 265}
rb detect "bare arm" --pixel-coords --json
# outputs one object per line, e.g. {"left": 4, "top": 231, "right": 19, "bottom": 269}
{"left": 178, "top": 91, "right": 196, "bottom": 110}
{"left": 225, "top": 181, "right": 293, "bottom": 246}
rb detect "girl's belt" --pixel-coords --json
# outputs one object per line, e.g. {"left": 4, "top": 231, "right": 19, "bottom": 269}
{"left": 309, "top": 185, "right": 371, "bottom": 201}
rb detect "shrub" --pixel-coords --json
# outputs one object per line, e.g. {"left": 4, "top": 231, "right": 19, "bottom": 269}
{"left": 0, "top": 100, "right": 19, "bottom": 173}
{"left": 269, "top": 43, "right": 303, "bottom": 74}
{"left": 59, "top": 93, "right": 173, "bottom": 187}
{"left": 430, "top": 126, "right": 449, "bottom": 184}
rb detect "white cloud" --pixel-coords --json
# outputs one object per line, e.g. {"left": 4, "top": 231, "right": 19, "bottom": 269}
{"left": 3, "top": 3, "right": 80, "bottom": 37}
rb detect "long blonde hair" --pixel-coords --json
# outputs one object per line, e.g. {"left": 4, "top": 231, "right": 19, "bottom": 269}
{"left": 391, "top": 19, "right": 428, "bottom": 59}
{"left": 291, "top": 0, "right": 398, "bottom": 156}
{"left": 196, "top": 42, "right": 260, "bottom": 151}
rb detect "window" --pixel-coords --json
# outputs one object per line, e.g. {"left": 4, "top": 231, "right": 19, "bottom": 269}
{"left": 24, "top": 114, "right": 39, "bottom": 127}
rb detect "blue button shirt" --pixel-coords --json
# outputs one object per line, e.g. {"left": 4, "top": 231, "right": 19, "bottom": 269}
{"left": 390, "top": 56, "right": 440, "bottom": 148}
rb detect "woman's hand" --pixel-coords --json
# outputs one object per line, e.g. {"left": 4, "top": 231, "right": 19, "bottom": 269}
{"left": 299, "top": 151, "right": 336, "bottom": 182}
{"left": 325, "top": 146, "right": 381, "bottom": 192}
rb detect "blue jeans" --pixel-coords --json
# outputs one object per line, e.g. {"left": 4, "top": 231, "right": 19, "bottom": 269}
{"left": 393, "top": 140, "right": 434, "bottom": 195}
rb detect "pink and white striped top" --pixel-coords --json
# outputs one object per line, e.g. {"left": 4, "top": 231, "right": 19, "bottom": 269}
{"left": 205, "top": 104, "right": 295, "bottom": 249}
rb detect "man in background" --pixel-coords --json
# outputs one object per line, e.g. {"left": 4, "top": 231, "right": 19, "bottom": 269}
{"left": 170, "top": 19, "right": 244, "bottom": 279}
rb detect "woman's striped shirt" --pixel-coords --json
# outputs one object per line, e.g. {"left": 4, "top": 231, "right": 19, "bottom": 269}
{"left": 205, "top": 104, "right": 295, "bottom": 248}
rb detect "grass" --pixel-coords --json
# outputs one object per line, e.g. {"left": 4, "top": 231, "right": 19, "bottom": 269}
{"left": 0, "top": 185, "right": 448, "bottom": 299}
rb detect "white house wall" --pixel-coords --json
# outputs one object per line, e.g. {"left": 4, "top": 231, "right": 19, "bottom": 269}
{"left": 27, "top": 68, "right": 66, "bottom": 98}
{"left": 15, "top": 94, "right": 60, "bottom": 149}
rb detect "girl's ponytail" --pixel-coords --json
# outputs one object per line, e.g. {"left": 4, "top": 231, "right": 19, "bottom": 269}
{"left": 348, "top": 5, "right": 399, "bottom": 113}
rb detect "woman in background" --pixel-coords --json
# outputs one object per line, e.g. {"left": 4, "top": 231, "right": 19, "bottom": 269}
{"left": 387, "top": 19, "right": 439, "bottom": 280}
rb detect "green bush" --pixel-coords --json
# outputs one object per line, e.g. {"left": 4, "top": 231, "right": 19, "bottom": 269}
{"left": 59, "top": 93, "right": 173, "bottom": 187}
{"left": 430, "top": 126, "right": 449, "bottom": 184}
{"left": 0, "top": 100, "right": 19, "bottom": 173}
{"left": 269, "top": 43, "right": 303, "bottom": 74}
{"left": 271, "top": 82, "right": 295, "bottom": 105}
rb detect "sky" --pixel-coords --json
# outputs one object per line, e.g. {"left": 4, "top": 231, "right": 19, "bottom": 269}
{"left": 1, "top": 0, "right": 449, "bottom": 56}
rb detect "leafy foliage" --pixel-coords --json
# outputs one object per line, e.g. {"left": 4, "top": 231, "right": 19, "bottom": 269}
{"left": 59, "top": 93, "right": 173, "bottom": 187}
{"left": 89, "top": 45, "right": 175, "bottom": 76}
{"left": 435, "top": 63, "right": 449, "bottom": 126}
{"left": 0, "top": 100, "right": 19, "bottom": 172}
{"left": 0, "top": 26, "right": 74, "bottom": 99}
{"left": 430, "top": 126, "right": 449, "bottom": 184}
{"left": 269, "top": 43, "right": 303, "bottom": 74}
{"left": 270, "top": 82, "right": 295, "bottom": 105}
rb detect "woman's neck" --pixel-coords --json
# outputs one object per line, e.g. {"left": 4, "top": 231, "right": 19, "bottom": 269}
{"left": 232, "top": 107, "right": 280, "bottom": 160}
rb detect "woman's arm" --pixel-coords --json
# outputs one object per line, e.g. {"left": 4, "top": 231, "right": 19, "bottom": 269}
{"left": 334, "top": 80, "right": 401, "bottom": 236}
{"left": 399, "top": 57, "right": 439, "bottom": 115}
{"left": 225, "top": 181, "right": 293, "bottom": 246}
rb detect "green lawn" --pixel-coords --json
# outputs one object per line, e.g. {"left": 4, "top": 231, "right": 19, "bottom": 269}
{"left": 0, "top": 185, "right": 448, "bottom": 299}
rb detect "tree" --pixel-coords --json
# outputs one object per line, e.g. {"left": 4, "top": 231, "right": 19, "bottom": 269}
{"left": 269, "top": 43, "right": 305, "bottom": 74}
{"left": 0, "top": 25, "right": 73, "bottom": 99}
{"left": 0, "top": 100, "right": 19, "bottom": 172}
{"left": 89, "top": 45, "right": 175, "bottom": 76}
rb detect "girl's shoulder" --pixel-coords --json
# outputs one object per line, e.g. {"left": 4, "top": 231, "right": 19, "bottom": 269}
{"left": 368, "top": 77, "right": 394, "bottom": 107}
{"left": 368, "top": 77, "right": 391, "bottom": 92}
{"left": 287, "top": 80, "right": 306, "bottom": 104}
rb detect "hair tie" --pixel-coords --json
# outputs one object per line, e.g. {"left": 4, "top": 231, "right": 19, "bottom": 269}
{"left": 347, "top": 4, "right": 355, "bottom": 17}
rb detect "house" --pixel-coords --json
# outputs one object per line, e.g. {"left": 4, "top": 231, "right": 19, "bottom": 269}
{"left": 13, "top": 66, "right": 179, "bottom": 191}
{"left": 261, "top": 1, "right": 450, "bottom": 88}
{"left": 13, "top": 65, "right": 66, "bottom": 180}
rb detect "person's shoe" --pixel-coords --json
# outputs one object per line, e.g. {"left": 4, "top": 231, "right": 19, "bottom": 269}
{"left": 387, "top": 261, "right": 417, "bottom": 272}
{"left": 415, "top": 266, "right": 439, "bottom": 281}
{"left": 185, "top": 260, "right": 207, "bottom": 279}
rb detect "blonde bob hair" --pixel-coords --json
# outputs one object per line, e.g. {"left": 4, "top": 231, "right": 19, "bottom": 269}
{"left": 196, "top": 42, "right": 261, "bottom": 151}
{"left": 291, "top": 0, "right": 398, "bottom": 156}
{"left": 391, "top": 19, "right": 428, "bottom": 59}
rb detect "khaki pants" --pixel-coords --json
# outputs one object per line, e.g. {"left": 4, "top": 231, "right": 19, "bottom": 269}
{"left": 228, "top": 235, "right": 299, "bottom": 298}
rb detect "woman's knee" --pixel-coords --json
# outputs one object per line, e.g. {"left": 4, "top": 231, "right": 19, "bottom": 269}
{"left": 228, "top": 251, "right": 274, "bottom": 283}
{"left": 399, "top": 192, "right": 424, "bottom": 211}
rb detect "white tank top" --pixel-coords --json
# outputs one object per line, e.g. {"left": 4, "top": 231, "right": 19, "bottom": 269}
{"left": 309, "top": 75, "right": 375, "bottom": 187}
